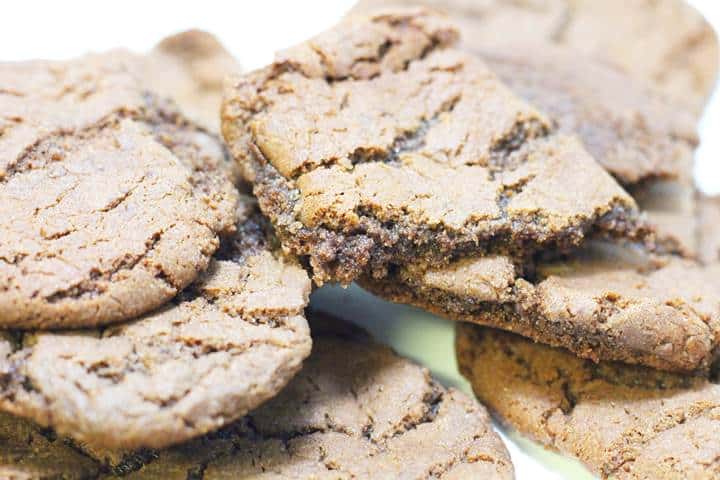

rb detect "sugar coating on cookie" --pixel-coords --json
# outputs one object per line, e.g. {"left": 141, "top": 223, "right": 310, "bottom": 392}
{"left": 365, "top": 238, "right": 720, "bottom": 373}
{"left": 0, "top": 53, "right": 239, "bottom": 329}
{"left": 351, "top": 0, "right": 719, "bottom": 113}
{"left": 0, "top": 205, "right": 312, "bottom": 450}
{"left": 456, "top": 324, "right": 720, "bottom": 480}
{"left": 223, "top": 8, "right": 642, "bottom": 284}
{"left": 146, "top": 30, "right": 242, "bottom": 134}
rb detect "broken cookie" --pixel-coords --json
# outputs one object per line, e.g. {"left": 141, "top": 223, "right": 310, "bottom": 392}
{"left": 0, "top": 52, "right": 238, "bottom": 329}
{"left": 457, "top": 324, "right": 720, "bottom": 480}
{"left": 0, "top": 202, "right": 312, "bottom": 450}
{"left": 365, "top": 238, "right": 720, "bottom": 373}
{"left": 222, "top": 8, "right": 643, "bottom": 285}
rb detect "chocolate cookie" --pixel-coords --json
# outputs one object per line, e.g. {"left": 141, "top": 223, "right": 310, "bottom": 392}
{"left": 366, "top": 239, "right": 720, "bottom": 373}
{"left": 478, "top": 46, "right": 697, "bottom": 187}
{"left": 0, "top": 53, "right": 238, "bottom": 329}
{"left": 223, "top": 8, "right": 643, "bottom": 285}
{"left": 0, "top": 315, "right": 513, "bottom": 479}
{"left": 146, "top": 30, "right": 241, "bottom": 134}
{"left": 457, "top": 324, "right": 720, "bottom": 480}
{"left": 350, "top": 0, "right": 719, "bottom": 113}
{"left": 0, "top": 202, "right": 312, "bottom": 450}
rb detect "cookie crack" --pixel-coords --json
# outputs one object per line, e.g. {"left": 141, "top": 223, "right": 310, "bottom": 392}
{"left": 355, "top": 94, "right": 462, "bottom": 167}
{"left": 42, "top": 226, "right": 173, "bottom": 304}
{"left": 486, "top": 120, "right": 551, "bottom": 173}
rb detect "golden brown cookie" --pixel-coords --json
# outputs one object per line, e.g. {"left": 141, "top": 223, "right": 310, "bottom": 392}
{"left": 222, "top": 8, "right": 643, "bottom": 285}
{"left": 0, "top": 315, "right": 513, "bottom": 479}
{"left": 146, "top": 30, "right": 241, "bottom": 134}
{"left": 351, "top": 0, "right": 719, "bottom": 113}
{"left": 457, "top": 324, "right": 720, "bottom": 480}
{"left": 0, "top": 52, "right": 238, "bottom": 329}
{"left": 0, "top": 202, "right": 312, "bottom": 450}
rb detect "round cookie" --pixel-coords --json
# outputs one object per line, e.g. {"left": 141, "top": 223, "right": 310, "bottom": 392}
{"left": 457, "top": 324, "right": 720, "bottom": 479}
{"left": 350, "top": 0, "right": 719, "bottom": 113}
{"left": 223, "top": 8, "right": 643, "bottom": 285}
{"left": 79, "top": 314, "right": 513, "bottom": 478}
{"left": 145, "top": 30, "right": 242, "bottom": 134}
{"left": 0, "top": 53, "right": 238, "bottom": 329}
{"left": 0, "top": 203, "right": 312, "bottom": 450}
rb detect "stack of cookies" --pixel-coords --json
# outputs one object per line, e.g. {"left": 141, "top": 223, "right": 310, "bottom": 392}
{"left": 0, "top": 1, "right": 718, "bottom": 478}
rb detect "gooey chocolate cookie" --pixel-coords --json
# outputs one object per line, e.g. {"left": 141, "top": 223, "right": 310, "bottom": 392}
{"left": 0, "top": 315, "right": 513, "bottom": 479}
{"left": 0, "top": 52, "right": 238, "bottom": 329}
{"left": 222, "top": 8, "right": 643, "bottom": 285}
{"left": 0, "top": 202, "right": 312, "bottom": 450}
{"left": 457, "top": 324, "right": 720, "bottom": 480}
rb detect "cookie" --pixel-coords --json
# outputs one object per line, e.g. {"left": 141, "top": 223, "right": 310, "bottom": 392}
{"left": 0, "top": 53, "right": 238, "bottom": 329}
{"left": 222, "top": 8, "right": 643, "bottom": 285}
{"left": 146, "top": 30, "right": 242, "bottom": 134}
{"left": 0, "top": 202, "right": 312, "bottom": 450}
{"left": 478, "top": 46, "right": 697, "bottom": 187}
{"left": 365, "top": 237, "right": 720, "bottom": 373}
{"left": 0, "top": 315, "right": 513, "bottom": 479}
{"left": 698, "top": 194, "right": 720, "bottom": 264}
{"left": 456, "top": 324, "right": 720, "bottom": 480}
{"left": 350, "top": 0, "right": 719, "bottom": 113}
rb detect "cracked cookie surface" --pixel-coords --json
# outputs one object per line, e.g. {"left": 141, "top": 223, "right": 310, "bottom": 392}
{"left": 478, "top": 46, "right": 697, "bottom": 187}
{"left": 0, "top": 315, "right": 512, "bottom": 479}
{"left": 364, "top": 237, "right": 720, "bottom": 373}
{"left": 351, "top": 0, "right": 719, "bottom": 113}
{"left": 222, "top": 8, "right": 641, "bottom": 285}
{"left": 0, "top": 203, "right": 312, "bottom": 450}
{"left": 0, "top": 52, "right": 238, "bottom": 329}
{"left": 146, "top": 30, "right": 242, "bottom": 134}
{"left": 457, "top": 325, "right": 720, "bottom": 480}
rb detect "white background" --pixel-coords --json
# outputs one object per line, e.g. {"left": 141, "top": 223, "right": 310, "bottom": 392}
{"left": 1, "top": 1, "right": 718, "bottom": 478}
